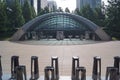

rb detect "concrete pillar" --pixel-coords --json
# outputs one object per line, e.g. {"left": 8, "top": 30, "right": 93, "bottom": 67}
{"left": 28, "top": 32, "right": 32, "bottom": 39}
{"left": 44, "top": 66, "right": 54, "bottom": 80}
{"left": 114, "top": 56, "right": 120, "bottom": 79}
{"left": 85, "top": 31, "right": 89, "bottom": 40}
{"left": 80, "top": 35, "right": 83, "bottom": 40}
{"left": 9, "top": 56, "right": 19, "bottom": 79}
{"left": 68, "top": 35, "right": 72, "bottom": 40}
{"left": 16, "top": 65, "right": 27, "bottom": 80}
{"left": 71, "top": 56, "right": 79, "bottom": 80}
{"left": 92, "top": 34, "right": 96, "bottom": 40}
{"left": 92, "top": 56, "right": 101, "bottom": 80}
{"left": 51, "top": 56, "right": 59, "bottom": 80}
{"left": 76, "top": 67, "right": 86, "bottom": 80}
{"left": 30, "top": 56, "right": 39, "bottom": 80}
{"left": 24, "top": 34, "right": 28, "bottom": 40}
{"left": 0, "top": 56, "right": 2, "bottom": 80}
{"left": 106, "top": 67, "right": 118, "bottom": 80}
{"left": 31, "top": 31, "right": 37, "bottom": 40}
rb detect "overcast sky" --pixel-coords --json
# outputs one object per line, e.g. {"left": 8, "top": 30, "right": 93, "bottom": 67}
{"left": 50, "top": 0, "right": 108, "bottom": 11}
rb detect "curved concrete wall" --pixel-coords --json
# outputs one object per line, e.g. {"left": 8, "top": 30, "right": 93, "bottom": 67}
{"left": 10, "top": 12, "right": 111, "bottom": 41}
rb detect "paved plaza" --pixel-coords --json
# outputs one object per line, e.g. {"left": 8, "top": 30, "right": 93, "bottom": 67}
{"left": 17, "top": 39, "right": 103, "bottom": 45}
{"left": 0, "top": 40, "right": 120, "bottom": 80}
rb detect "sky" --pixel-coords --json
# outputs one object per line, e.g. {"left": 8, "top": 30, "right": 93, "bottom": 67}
{"left": 50, "top": 0, "right": 108, "bottom": 11}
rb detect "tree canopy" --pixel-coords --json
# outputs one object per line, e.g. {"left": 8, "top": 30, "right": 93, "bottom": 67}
{"left": 0, "top": 0, "right": 8, "bottom": 31}
{"left": 65, "top": 7, "right": 70, "bottom": 13}
{"left": 105, "top": 0, "right": 120, "bottom": 39}
{"left": 22, "top": 0, "right": 33, "bottom": 23}
{"left": 1, "top": 0, "right": 25, "bottom": 30}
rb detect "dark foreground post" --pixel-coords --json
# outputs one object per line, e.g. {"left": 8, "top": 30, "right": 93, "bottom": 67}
{"left": 114, "top": 56, "right": 120, "bottom": 79}
{"left": 16, "top": 65, "right": 27, "bottom": 80}
{"left": 106, "top": 67, "right": 118, "bottom": 80}
{"left": 51, "top": 56, "right": 59, "bottom": 80}
{"left": 71, "top": 56, "right": 79, "bottom": 80}
{"left": 9, "top": 56, "right": 19, "bottom": 79}
{"left": 30, "top": 56, "right": 39, "bottom": 80}
{"left": 76, "top": 67, "right": 86, "bottom": 80}
{"left": 0, "top": 56, "right": 2, "bottom": 80}
{"left": 44, "top": 66, "right": 54, "bottom": 80}
{"left": 92, "top": 56, "right": 101, "bottom": 80}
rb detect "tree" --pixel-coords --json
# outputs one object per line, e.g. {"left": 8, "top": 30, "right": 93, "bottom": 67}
{"left": 57, "top": 7, "right": 63, "bottom": 12}
{"left": 52, "top": 5, "right": 57, "bottom": 12}
{"left": 74, "top": 8, "right": 81, "bottom": 15}
{"left": 14, "top": 0, "right": 25, "bottom": 28}
{"left": 65, "top": 7, "right": 70, "bottom": 13}
{"left": 7, "top": 0, "right": 25, "bottom": 29}
{"left": 37, "top": 6, "right": 49, "bottom": 16}
{"left": 80, "top": 5, "right": 95, "bottom": 21}
{"left": 31, "top": 6, "right": 36, "bottom": 18}
{"left": 105, "top": 0, "right": 120, "bottom": 39}
{"left": 75, "top": 5, "right": 106, "bottom": 27}
{"left": 93, "top": 7, "right": 105, "bottom": 27}
{"left": 22, "top": 0, "right": 33, "bottom": 23}
{"left": 44, "top": 6, "right": 49, "bottom": 13}
{"left": 0, "top": 0, "right": 8, "bottom": 31}
{"left": 37, "top": 8, "right": 45, "bottom": 16}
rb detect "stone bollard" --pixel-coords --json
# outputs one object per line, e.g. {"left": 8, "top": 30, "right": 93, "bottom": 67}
{"left": 106, "top": 67, "right": 118, "bottom": 80}
{"left": 9, "top": 56, "right": 19, "bottom": 79}
{"left": 51, "top": 56, "right": 59, "bottom": 80}
{"left": 30, "top": 56, "right": 39, "bottom": 80}
{"left": 71, "top": 56, "right": 79, "bottom": 80}
{"left": 44, "top": 66, "right": 55, "bottom": 80}
{"left": 76, "top": 67, "right": 86, "bottom": 80}
{"left": 92, "top": 56, "right": 101, "bottom": 80}
{"left": 16, "top": 65, "right": 27, "bottom": 80}
{"left": 0, "top": 56, "right": 2, "bottom": 80}
{"left": 114, "top": 56, "right": 120, "bottom": 79}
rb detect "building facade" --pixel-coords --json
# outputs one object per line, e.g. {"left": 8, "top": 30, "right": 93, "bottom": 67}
{"left": 41, "top": 0, "right": 47, "bottom": 9}
{"left": 47, "top": 0, "right": 57, "bottom": 12}
{"left": 6, "top": 0, "right": 47, "bottom": 13}
{"left": 76, "top": 0, "right": 101, "bottom": 10}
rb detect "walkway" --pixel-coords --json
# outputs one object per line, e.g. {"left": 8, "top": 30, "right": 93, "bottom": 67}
{"left": 17, "top": 39, "right": 102, "bottom": 45}
{"left": 0, "top": 41, "right": 120, "bottom": 80}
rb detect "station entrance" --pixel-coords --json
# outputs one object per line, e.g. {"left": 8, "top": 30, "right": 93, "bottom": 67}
{"left": 11, "top": 12, "right": 110, "bottom": 41}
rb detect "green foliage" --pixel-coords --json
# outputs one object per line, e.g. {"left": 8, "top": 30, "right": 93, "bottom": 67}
{"left": 7, "top": 0, "right": 25, "bottom": 29}
{"left": 80, "top": 5, "right": 95, "bottom": 21}
{"left": 52, "top": 5, "right": 57, "bottom": 12}
{"left": 105, "top": 0, "right": 120, "bottom": 39}
{"left": 0, "top": 0, "right": 24, "bottom": 40}
{"left": 22, "top": 0, "right": 33, "bottom": 23}
{"left": 44, "top": 6, "right": 49, "bottom": 13}
{"left": 31, "top": 6, "right": 36, "bottom": 18}
{"left": 0, "top": 0, "right": 8, "bottom": 31}
{"left": 65, "top": 7, "right": 70, "bottom": 13}
{"left": 74, "top": 8, "right": 81, "bottom": 15}
{"left": 74, "top": 5, "right": 105, "bottom": 27}
{"left": 37, "top": 8, "right": 45, "bottom": 16}
{"left": 38, "top": 6, "right": 49, "bottom": 16}
{"left": 58, "top": 7, "right": 63, "bottom": 12}
{"left": 93, "top": 7, "right": 105, "bottom": 27}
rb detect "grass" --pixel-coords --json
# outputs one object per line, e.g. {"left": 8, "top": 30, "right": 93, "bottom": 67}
{"left": 112, "top": 37, "right": 119, "bottom": 41}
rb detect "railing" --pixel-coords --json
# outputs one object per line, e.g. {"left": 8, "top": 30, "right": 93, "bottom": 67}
{"left": 0, "top": 56, "right": 119, "bottom": 80}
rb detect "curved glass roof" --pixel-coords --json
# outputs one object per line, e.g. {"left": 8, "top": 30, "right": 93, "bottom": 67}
{"left": 29, "top": 14, "right": 91, "bottom": 32}
{"left": 11, "top": 12, "right": 110, "bottom": 41}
